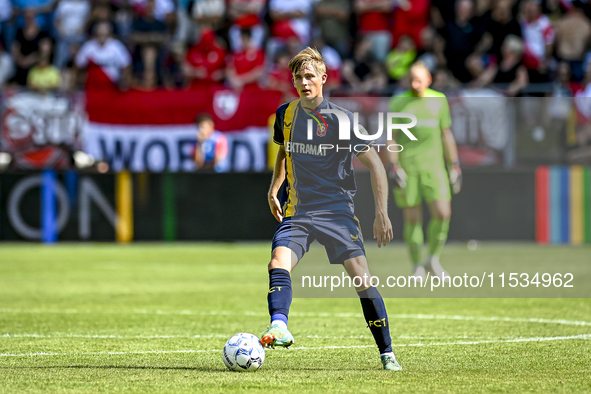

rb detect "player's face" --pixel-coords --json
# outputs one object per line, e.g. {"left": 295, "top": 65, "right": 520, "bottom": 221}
{"left": 292, "top": 65, "right": 326, "bottom": 99}
{"left": 409, "top": 68, "right": 432, "bottom": 97}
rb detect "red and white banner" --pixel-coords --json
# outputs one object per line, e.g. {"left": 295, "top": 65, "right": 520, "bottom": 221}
{"left": 1, "top": 91, "right": 85, "bottom": 169}
{"left": 83, "top": 87, "right": 282, "bottom": 172}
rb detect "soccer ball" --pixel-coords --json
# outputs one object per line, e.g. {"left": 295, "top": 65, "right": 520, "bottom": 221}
{"left": 222, "top": 333, "right": 265, "bottom": 372}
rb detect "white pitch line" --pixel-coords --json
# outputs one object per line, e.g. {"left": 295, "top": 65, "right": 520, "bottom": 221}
{"left": 1, "top": 308, "right": 590, "bottom": 327}
{"left": 1, "top": 334, "right": 590, "bottom": 358}
{"left": 0, "top": 333, "right": 491, "bottom": 340}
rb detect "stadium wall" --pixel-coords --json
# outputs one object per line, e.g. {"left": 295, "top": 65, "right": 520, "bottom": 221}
{"left": 2, "top": 168, "right": 577, "bottom": 243}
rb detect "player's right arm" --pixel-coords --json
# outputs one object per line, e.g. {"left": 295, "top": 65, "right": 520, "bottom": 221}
{"left": 268, "top": 147, "right": 286, "bottom": 222}
{"left": 268, "top": 104, "right": 289, "bottom": 222}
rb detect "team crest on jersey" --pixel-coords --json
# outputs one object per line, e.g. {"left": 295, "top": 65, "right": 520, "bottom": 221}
{"left": 317, "top": 122, "right": 327, "bottom": 137}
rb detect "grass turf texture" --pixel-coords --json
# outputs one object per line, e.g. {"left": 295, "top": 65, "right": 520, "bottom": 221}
{"left": 0, "top": 243, "right": 590, "bottom": 393}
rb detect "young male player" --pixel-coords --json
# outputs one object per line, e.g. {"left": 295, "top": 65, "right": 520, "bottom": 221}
{"left": 384, "top": 61, "right": 462, "bottom": 282}
{"left": 260, "top": 47, "right": 402, "bottom": 371}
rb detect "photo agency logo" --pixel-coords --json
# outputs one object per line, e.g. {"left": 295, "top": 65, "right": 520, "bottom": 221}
{"left": 306, "top": 109, "right": 418, "bottom": 153}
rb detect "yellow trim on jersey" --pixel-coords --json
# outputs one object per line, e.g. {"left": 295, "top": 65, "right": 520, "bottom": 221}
{"left": 284, "top": 99, "right": 300, "bottom": 217}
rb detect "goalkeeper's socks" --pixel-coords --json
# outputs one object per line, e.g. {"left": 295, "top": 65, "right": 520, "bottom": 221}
{"left": 427, "top": 218, "right": 450, "bottom": 258}
{"left": 403, "top": 221, "right": 423, "bottom": 265}
{"left": 267, "top": 268, "right": 292, "bottom": 326}
{"left": 357, "top": 286, "right": 392, "bottom": 354}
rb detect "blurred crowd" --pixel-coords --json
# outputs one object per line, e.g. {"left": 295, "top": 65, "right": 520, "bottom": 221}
{"left": 1, "top": 0, "right": 591, "bottom": 96}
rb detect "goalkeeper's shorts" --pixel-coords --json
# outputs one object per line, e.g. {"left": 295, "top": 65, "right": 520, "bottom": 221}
{"left": 393, "top": 166, "right": 451, "bottom": 208}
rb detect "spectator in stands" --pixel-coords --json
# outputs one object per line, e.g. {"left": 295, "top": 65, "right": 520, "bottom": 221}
{"left": 0, "top": 43, "right": 14, "bottom": 86}
{"left": 310, "top": 36, "right": 343, "bottom": 92}
{"left": 130, "top": 0, "right": 175, "bottom": 25}
{"left": 430, "top": 0, "right": 455, "bottom": 29}
{"left": 437, "top": 0, "right": 484, "bottom": 83}
{"left": 194, "top": 112, "right": 228, "bottom": 172}
{"left": 415, "top": 26, "right": 444, "bottom": 73}
{"left": 471, "top": 35, "right": 528, "bottom": 96}
{"left": 314, "top": 0, "right": 351, "bottom": 58}
{"left": 0, "top": 0, "right": 12, "bottom": 50}
{"left": 75, "top": 20, "right": 132, "bottom": 90}
{"left": 226, "top": 27, "right": 265, "bottom": 91}
{"left": 553, "top": 61, "right": 582, "bottom": 96}
{"left": 59, "top": 42, "right": 79, "bottom": 91}
{"left": 27, "top": 40, "right": 61, "bottom": 92}
{"left": 130, "top": 0, "right": 168, "bottom": 88}
{"left": 342, "top": 35, "right": 388, "bottom": 93}
{"left": 466, "top": 0, "right": 521, "bottom": 80}
{"left": 554, "top": 0, "right": 591, "bottom": 82}
{"left": 481, "top": 0, "right": 521, "bottom": 61}
{"left": 183, "top": 27, "right": 226, "bottom": 89}
{"left": 268, "top": 0, "right": 312, "bottom": 59}
{"left": 191, "top": 0, "right": 225, "bottom": 30}
{"left": 431, "top": 67, "right": 460, "bottom": 92}
{"left": 520, "top": 0, "right": 555, "bottom": 81}
{"left": 385, "top": 35, "right": 417, "bottom": 82}
{"left": 267, "top": 48, "right": 298, "bottom": 100}
{"left": 354, "top": 0, "right": 393, "bottom": 62}
{"left": 162, "top": 40, "right": 185, "bottom": 88}
{"left": 391, "top": 0, "right": 429, "bottom": 51}
{"left": 86, "top": 2, "right": 119, "bottom": 38}
{"left": 12, "top": 0, "right": 54, "bottom": 32}
{"left": 228, "top": 0, "right": 265, "bottom": 51}
{"left": 54, "top": 0, "right": 91, "bottom": 69}
{"left": 11, "top": 9, "right": 52, "bottom": 86}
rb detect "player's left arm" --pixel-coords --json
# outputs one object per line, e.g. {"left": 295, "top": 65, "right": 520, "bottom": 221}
{"left": 358, "top": 148, "right": 393, "bottom": 247}
{"left": 441, "top": 127, "right": 462, "bottom": 194}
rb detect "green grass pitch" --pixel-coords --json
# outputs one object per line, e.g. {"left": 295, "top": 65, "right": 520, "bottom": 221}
{"left": 0, "top": 243, "right": 590, "bottom": 393}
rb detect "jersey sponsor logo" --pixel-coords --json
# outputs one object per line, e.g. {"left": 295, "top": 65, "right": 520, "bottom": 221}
{"left": 285, "top": 141, "right": 327, "bottom": 156}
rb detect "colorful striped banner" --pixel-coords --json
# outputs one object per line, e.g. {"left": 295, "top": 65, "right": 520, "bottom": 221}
{"left": 535, "top": 166, "right": 550, "bottom": 244}
{"left": 41, "top": 169, "right": 58, "bottom": 243}
{"left": 536, "top": 165, "right": 591, "bottom": 244}
{"left": 116, "top": 171, "right": 133, "bottom": 243}
{"left": 162, "top": 173, "right": 176, "bottom": 241}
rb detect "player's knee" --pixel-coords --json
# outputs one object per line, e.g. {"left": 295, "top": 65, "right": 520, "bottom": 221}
{"left": 404, "top": 208, "right": 421, "bottom": 224}
{"left": 268, "top": 258, "right": 290, "bottom": 272}
{"left": 438, "top": 206, "right": 451, "bottom": 220}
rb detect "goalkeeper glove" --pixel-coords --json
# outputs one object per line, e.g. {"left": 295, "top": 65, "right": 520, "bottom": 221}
{"left": 387, "top": 163, "right": 407, "bottom": 189}
{"left": 448, "top": 161, "right": 462, "bottom": 194}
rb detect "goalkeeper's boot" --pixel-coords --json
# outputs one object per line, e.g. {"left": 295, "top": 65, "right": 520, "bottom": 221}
{"left": 381, "top": 353, "right": 403, "bottom": 371}
{"left": 424, "top": 256, "right": 451, "bottom": 285}
{"left": 260, "top": 324, "right": 294, "bottom": 349}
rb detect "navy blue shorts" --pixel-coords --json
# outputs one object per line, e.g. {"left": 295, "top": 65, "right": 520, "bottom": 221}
{"left": 272, "top": 213, "right": 366, "bottom": 265}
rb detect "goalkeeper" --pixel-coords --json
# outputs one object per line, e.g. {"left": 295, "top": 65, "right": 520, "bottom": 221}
{"left": 384, "top": 61, "right": 462, "bottom": 282}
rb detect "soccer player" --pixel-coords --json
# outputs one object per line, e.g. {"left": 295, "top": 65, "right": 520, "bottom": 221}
{"left": 260, "top": 47, "right": 402, "bottom": 371}
{"left": 384, "top": 61, "right": 462, "bottom": 282}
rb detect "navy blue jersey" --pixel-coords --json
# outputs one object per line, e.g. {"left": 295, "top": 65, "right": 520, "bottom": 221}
{"left": 273, "top": 98, "right": 374, "bottom": 217}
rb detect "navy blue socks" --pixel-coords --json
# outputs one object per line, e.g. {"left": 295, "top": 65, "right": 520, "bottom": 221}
{"left": 357, "top": 286, "right": 392, "bottom": 354}
{"left": 268, "top": 268, "right": 292, "bottom": 326}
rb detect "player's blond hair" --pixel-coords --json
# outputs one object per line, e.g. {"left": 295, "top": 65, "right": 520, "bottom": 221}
{"left": 288, "top": 47, "right": 327, "bottom": 77}
{"left": 409, "top": 60, "right": 432, "bottom": 76}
